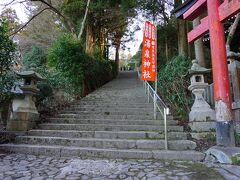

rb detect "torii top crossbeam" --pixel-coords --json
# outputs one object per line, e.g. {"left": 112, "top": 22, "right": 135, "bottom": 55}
{"left": 175, "top": 0, "right": 240, "bottom": 43}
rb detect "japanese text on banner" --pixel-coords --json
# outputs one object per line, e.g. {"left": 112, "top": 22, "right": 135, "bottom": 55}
{"left": 141, "top": 21, "right": 157, "bottom": 81}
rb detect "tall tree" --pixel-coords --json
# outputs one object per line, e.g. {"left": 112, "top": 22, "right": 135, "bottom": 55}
{"left": 63, "top": 0, "right": 137, "bottom": 58}
{"left": 2, "top": 0, "right": 138, "bottom": 62}
{"left": 137, "top": 0, "right": 178, "bottom": 61}
{"left": 174, "top": 0, "right": 189, "bottom": 57}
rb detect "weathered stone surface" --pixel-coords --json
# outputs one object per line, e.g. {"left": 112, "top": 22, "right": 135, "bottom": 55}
{"left": 190, "top": 132, "right": 215, "bottom": 140}
{"left": 189, "top": 121, "right": 216, "bottom": 132}
{"left": 0, "top": 153, "right": 230, "bottom": 179}
{"left": 205, "top": 146, "right": 240, "bottom": 164}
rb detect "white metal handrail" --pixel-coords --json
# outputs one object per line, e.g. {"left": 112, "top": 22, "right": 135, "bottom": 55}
{"left": 137, "top": 69, "right": 170, "bottom": 150}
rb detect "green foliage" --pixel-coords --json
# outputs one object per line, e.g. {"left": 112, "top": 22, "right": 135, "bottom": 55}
{"left": 23, "top": 45, "right": 75, "bottom": 108}
{"left": 23, "top": 46, "right": 50, "bottom": 99}
{"left": 157, "top": 19, "right": 178, "bottom": 67}
{"left": 39, "top": 67, "right": 73, "bottom": 92}
{"left": 48, "top": 33, "right": 117, "bottom": 95}
{"left": 0, "top": 20, "right": 16, "bottom": 75}
{"left": 231, "top": 155, "right": 240, "bottom": 165}
{"left": 48, "top": 34, "right": 85, "bottom": 93}
{"left": 23, "top": 46, "right": 47, "bottom": 68}
{"left": 0, "top": 72, "right": 16, "bottom": 104}
{"left": 62, "top": 0, "right": 137, "bottom": 59}
{"left": 157, "top": 55, "right": 192, "bottom": 118}
{"left": 127, "top": 62, "right": 136, "bottom": 70}
{"left": 0, "top": 8, "right": 20, "bottom": 32}
{"left": 203, "top": 133, "right": 216, "bottom": 142}
{"left": 36, "top": 81, "right": 54, "bottom": 106}
{"left": 131, "top": 48, "right": 142, "bottom": 67}
{"left": 235, "top": 132, "right": 240, "bottom": 147}
{"left": 0, "top": 20, "right": 16, "bottom": 105}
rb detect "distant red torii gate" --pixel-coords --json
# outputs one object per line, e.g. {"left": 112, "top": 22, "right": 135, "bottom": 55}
{"left": 182, "top": 0, "right": 240, "bottom": 147}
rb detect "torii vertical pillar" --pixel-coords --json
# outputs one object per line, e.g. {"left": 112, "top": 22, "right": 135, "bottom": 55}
{"left": 207, "top": 0, "right": 235, "bottom": 147}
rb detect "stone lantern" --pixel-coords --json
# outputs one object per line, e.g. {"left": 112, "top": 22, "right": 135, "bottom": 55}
{"left": 188, "top": 60, "right": 216, "bottom": 139}
{"left": 7, "top": 65, "right": 44, "bottom": 131}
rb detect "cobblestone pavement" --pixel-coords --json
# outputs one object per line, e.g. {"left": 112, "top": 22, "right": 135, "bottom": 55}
{"left": 0, "top": 153, "right": 239, "bottom": 180}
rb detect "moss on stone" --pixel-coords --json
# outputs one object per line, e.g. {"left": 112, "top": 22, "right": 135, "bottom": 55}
{"left": 235, "top": 133, "right": 240, "bottom": 147}
{"left": 178, "top": 162, "right": 225, "bottom": 180}
{"left": 231, "top": 155, "right": 240, "bottom": 165}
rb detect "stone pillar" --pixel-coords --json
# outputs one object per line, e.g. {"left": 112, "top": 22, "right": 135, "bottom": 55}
{"left": 227, "top": 51, "right": 240, "bottom": 134}
{"left": 7, "top": 94, "right": 39, "bottom": 131}
{"left": 193, "top": 17, "right": 206, "bottom": 68}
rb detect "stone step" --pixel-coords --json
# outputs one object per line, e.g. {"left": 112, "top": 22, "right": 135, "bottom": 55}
{"left": 84, "top": 96, "right": 147, "bottom": 99}
{"left": 84, "top": 95, "right": 147, "bottom": 98}
{"left": 70, "top": 104, "right": 154, "bottom": 109}
{"left": 87, "top": 91, "right": 145, "bottom": 94}
{"left": 80, "top": 100, "right": 149, "bottom": 104}
{"left": 46, "top": 118, "right": 177, "bottom": 126}
{"left": 55, "top": 114, "right": 155, "bottom": 120}
{"left": 72, "top": 101, "right": 153, "bottom": 106}
{"left": 85, "top": 95, "right": 146, "bottom": 98}
{"left": 28, "top": 130, "right": 187, "bottom": 140}
{"left": 16, "top": 136, "right": 196, "bottom": 150}
{"left": 50, "top": 115, "right": 175, "bottom": 121}
{"left": 59, "top": 110, "right": 154, "bottom": 116}
{"left": 65, "top": 107, "right": 154, "bottom": 112}
{"left": 38, "top": 123, "right": 183, "bottom": 131}
{"left": 52, "top": 114, "right": 175, "bottom": 120}
{"left": 0, "top": 144, "right": 205, "bottom": 161}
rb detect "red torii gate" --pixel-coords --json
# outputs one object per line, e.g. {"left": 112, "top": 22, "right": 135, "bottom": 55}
{"left": 183, "top": 0, "right": 240, "bottom": 147}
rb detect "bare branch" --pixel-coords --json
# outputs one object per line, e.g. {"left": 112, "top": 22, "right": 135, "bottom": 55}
{"left": 31, "top": 0, "right": 77, "bottom": 35}
{"left": 0, "top": 0, "right": 27, "bottom": 7}
{"left": 0, "top": 0, "right": 16, "bottom": 7}
{"left": 10, "top": 7, "right": 51, "bottom": 37}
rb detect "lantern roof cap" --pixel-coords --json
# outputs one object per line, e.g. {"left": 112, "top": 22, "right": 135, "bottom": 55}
{"left": 16, "top": 64, "right": 45, "bottom": 81}
{"left": 189, "top": 60, "right": 211, "bottom": 75}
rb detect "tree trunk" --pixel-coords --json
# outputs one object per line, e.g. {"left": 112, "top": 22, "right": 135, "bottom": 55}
{"left": 175, "top": 0, "right": 189, "bottom": 57}
{"left": 177, "top": 19, "right": 188, "bottom": 57}
{"left": 86, "top": 24, "right": 94, "bottom": 55}
{"left": 115, "top": 44, "right": 120, "bottom": 74}
{"left": 193, "top": 17, "right": 206, "bottom": 67}
{"left": 78, "top": 0, "right": 91, "bottom": 40}
{"left": 165, "top": 36, "right": 169, "bottom": 61}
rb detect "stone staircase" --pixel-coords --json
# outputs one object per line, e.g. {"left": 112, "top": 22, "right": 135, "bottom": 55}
{"left": 0, "top": 71, "right": 205, "bottom": 161}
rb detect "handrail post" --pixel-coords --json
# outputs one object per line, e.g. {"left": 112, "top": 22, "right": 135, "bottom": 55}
{"left": 144, "top": 81, "right": 147, "bottom": 94}
{"left": 154, "top": 64, "right": 158, "bottom": 120}
{"left": 147, "top": 85, "right": 150, "bottom": 103}
{"left": 164, "top": 108, "right": 169, "bottom": 150}
{"left": 153, "top": 93, "right": 157, "bottom": 120}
